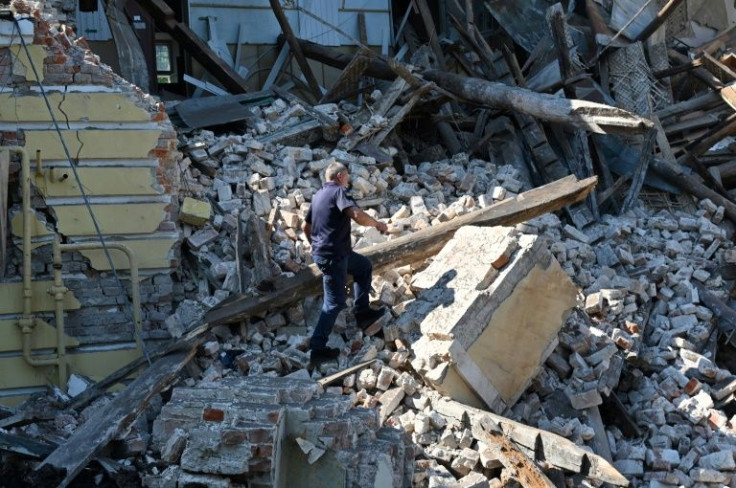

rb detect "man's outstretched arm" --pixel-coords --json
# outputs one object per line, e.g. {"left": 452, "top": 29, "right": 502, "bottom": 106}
{"left": 345, "top": 207, "right": 388, "bottom": 234}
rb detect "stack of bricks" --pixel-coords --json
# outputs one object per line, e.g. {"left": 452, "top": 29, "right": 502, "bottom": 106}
{"left": 147, "top": 376, "right": 413, "bottom": 488}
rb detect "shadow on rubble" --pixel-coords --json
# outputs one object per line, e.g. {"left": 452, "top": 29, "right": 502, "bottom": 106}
{"left": 389, "top": 269, "right": 457, "bottom": 341}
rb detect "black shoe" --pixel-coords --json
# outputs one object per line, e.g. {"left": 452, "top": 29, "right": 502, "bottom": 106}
{"left": 355, "top": 307, "right": 387, "bottom": 336}
{"left": 310, "top": 346, "right": 340, "bottom": 363}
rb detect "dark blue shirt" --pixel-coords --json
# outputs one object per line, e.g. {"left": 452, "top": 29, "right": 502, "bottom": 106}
{"left": 306, "top": 182, "right": 357, "bottom": 258}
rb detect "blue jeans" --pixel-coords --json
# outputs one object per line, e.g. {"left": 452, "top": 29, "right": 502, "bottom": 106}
{"left": 310, "top": 251, "right": 373, "bottom": 350}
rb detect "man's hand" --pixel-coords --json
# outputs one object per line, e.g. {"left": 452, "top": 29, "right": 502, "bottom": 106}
{"left": 346, "top": 207, "right": 388, "bottom": 234}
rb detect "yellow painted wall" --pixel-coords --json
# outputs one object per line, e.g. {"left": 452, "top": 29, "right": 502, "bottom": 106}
{"left": 9, "top": 209, "right": 53, "bottom": 239}
{"left": 24, "top": 129, "right": 162, "bottom": 160}
{"left": 79, "top": 238, "right": 178, "bottom": 270}
{"left": 0, "top": 280, "right": 81, "bottom": 314}
{"left": 34, "top": 166, "right": 162, "bottom": 197}
{"left": 0, "top": 347, "right": 140, "bottom": 390}
{"left": 52, "top": 202, "right": 169, "bottom": 236}
{"left": 0, "top": 92, "right": 151, "bottom": 123}
{"left": 9, "top": 45, "right": 45, "bottom": 82}
{"left": 0, "top": 319, "right": 80, "bottom": 353}
{"left": 11, "top": 202, "right": 169, "bottom": 236}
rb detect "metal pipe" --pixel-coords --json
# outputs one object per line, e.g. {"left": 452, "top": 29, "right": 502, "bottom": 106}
{"left": 10, "top": 148, "right": 64, "bottom": 385}
{"left": 59, "top": 242, "right": 143, "bottom": 351}
{"left": 12, "top": 145, "right": 143, "bottom": 388}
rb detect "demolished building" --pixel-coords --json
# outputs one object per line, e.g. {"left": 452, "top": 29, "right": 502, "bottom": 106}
{"left": 4, "top": 0, "right": 736, "bottom": 487}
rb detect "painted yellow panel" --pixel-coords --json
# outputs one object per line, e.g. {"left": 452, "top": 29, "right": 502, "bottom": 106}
{"left": 34, "top": 167, "right": 161, "bottom": 197}
{"left": 0, "top": 356, "right": 52, "bottom": 389}
{"left": 79, "top": 238, "right": 177, "bottom": 270}
{"left": 24, "top": 129, "right": 162, "bottom": 160}
{"left": 0, "top": 319, "right": 80, "bottom": 353}
{"left": 53, "top": 203, "right": 168, "bottom": 235}
{"left": 0, "top": 348, "right": 139, "bottom": 390}
{"left": 0, "top": 92, "right": 150, "bottom": 123}
{"left": 0, "top": 280, "right": 81, "bottom": 315}
{"left": 10, "top": 210, "right": 54, "bottom": 239}
{"left": 9, "top": 44, "right": 45, "bottom": 82}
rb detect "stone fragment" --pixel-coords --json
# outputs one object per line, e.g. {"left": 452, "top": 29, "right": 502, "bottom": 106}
{"left": 180, "top": 197, "right": 212, "bottom": 227}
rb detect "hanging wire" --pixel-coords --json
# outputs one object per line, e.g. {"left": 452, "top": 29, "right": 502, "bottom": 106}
{"left": 12, "top": 16, "right": 152, "bottom": 365}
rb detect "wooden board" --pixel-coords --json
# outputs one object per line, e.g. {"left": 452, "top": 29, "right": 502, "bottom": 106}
{"left": 204, "top": 174, "right": 598, "bottom": 326}
{"left": 35, "top": 351, "right": 195, "bottom": 487}
{"left": 0, "top": 150, "right": 8, "bottom": 278}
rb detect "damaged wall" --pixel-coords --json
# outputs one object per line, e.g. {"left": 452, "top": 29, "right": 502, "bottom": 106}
{"left": 0, "top": 3, "right": 182, "bottom": 405}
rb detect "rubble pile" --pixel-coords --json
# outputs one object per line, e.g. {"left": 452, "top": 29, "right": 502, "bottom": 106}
{"left": 8, "top": 0, "right": 736, "bottom": 487}
{"left": 173, "top": 98, "right": 530, "bottom": 313}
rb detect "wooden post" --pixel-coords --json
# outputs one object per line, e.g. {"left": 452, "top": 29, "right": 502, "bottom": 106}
{"left": 634, "top": 0, "right": 687, "bottom": 43}
{"left": 422, "top": 70, "right": 654, "bottom": 134}
{"left": 203, "top": 175, "right": 598, "bottom": 326}
{"left": 268, "top": 0, "right": 323, "bottom": 99}
{"left": 0, "top": 151, "right": 8, "bottom": 278}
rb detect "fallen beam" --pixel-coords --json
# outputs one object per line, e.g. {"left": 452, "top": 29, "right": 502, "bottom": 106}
{"left": 650, "top": 159, "right": 736, "bottom": 223}
{"left": 204, "top": 174, "right": 598, "bottom": 326}
{"left": 140, "top": 0, "right": 250, "bottom": 93}
{"left": 422, "top": 70, "right": 654, "bottom": 134}
{"left": 297, "top": 37, "right": 396, "bottom": 81}
{"left": 430, "top": 394, "right": 630, "bottom": 486}
{"left": 35, "top": 351, "right": 196, "bottom": 488}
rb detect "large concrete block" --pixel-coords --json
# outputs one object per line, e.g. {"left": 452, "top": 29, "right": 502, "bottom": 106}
{"left": 410, "top": 226, "right": 577, "bottom": 412}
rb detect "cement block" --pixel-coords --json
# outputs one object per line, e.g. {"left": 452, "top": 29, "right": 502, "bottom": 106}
{"left": 410, "top": 226, "right": 576, "bottom": 412}
{"left": 180, "top": 197, "right": 212, "bottom": 227}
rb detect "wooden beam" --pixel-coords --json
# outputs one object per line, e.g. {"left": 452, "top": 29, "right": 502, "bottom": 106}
{"left": 472, "top": 417, "right": 557, "bottom": 488}
{"left": 650, "top": 158, "right": 736, "bottom": 223}
{"left": 413, "top": 0, "right": 447, "bottom": 70}
{"left": 36, "top": 351, "right": 196, "bottom": 488}
{"left": 422, "top": 70, "right": 654, "bottom": 134}
{"left": 268, "top": 0, "right": 322, "bottom": 100}
{"left": 431, "top": 395, "right": 629, "bottom": 486}
{"left": 668, "top": 49, "right": 724, "bottom": 90}
{"left": 0, "top": 150, "right": 8, "bottom": 278}
{"left": 203, "top": 174, "right": 598, "bottom": 326}
{"left": 633, "top": 0, "right": 687, "bottom": 43}
{"left": 135, "top": 0, "right": 249, "bottom": 94}
{"left": 297, "top": 38, "right": 396, "bottom": 80}
{"left": 622, "top": 129, "right": 656, "bottom": 212}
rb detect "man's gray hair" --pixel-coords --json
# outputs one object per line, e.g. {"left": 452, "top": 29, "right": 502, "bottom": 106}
{"left": 325, "top": 161, "right": 347, "bottom": 181}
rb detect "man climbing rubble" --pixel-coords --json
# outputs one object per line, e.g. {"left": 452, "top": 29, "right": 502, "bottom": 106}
{"left": 302, "top": 161, "right": 388, "bottom": 363}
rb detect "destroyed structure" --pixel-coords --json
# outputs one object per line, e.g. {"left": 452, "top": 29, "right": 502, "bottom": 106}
{"left": 3, "top": 0, "right": 736, "bottom": 487}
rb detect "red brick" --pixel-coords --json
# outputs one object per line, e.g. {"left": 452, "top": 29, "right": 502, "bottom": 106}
{"left": 202, "top": 407, "right": 225, "bottom": 422}
{"left": 684, "top": 378, "right": 702, "bottom": 396}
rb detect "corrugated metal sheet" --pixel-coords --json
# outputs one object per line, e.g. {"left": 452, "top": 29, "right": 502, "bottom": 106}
{"left": 299, "top": 0, "right": 340, "bottom": 46}
{"left": 76, "top": 1, "right": 112, "bottom": 41}
{"left": 187, "top": 0, "right": 390, "bottom": 45}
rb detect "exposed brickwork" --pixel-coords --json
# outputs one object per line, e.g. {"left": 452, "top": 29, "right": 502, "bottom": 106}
{"left": 0, "top": 2, "right": 182, "bottom": 348}
{"left": 151, "top": 376, "right": 414, "bottom": 487}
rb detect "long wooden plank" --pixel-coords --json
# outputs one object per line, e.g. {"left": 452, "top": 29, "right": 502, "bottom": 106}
{"left": 139, "top": 0, "right": 250, "bottom": 93}
{"left": 0, "top": 150, "right": 8, "bottom": 278}
{"left": 422, "top": 70, "right": 654, "bottom": 135}
{"left": 36, "top": 351, "right": 195, "bottom": 487}
{"left": 472, "top": 417, "right": 556, "bottom": 488}
{"left": 204, "top": 174, "right": 598, "bottom": 326}
{"left": 268, "top": 0, "right": 322, "bottom": 100}
{"left": 431, "top": 395, "right": 629, "bottom": 486}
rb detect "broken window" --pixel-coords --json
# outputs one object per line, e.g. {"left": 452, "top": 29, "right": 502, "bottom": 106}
{"left": 155, "top": 42, "right": 173, "bottom": 84}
